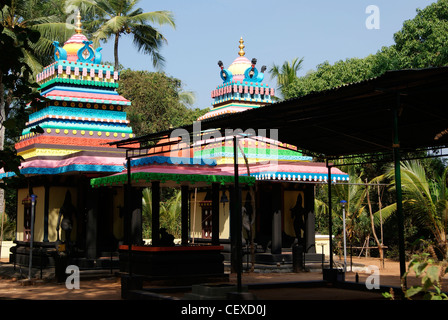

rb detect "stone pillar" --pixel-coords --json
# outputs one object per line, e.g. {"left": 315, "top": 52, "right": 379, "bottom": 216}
{"left": 304, "top": 185, "right": 316, "bottom": 253}
{"left": 43, "top": 184, "right": 49, "bottom": 242}
{"left": 271, "top": 210, "right": 282, "bottom": 254}
{"left": 131, "top": 188, "right": 143, "bottom": 245}
{"left": 86, "top": 188, "right": 99, "bottom": 259}
{"left": 229, "top": 185, "right": 237, "bottom": 273}
{"left": 151, "top": 181, "right": 160, "bottom": 246}
{"left": 181, "top": 185, "right": 189, "bottom": 245}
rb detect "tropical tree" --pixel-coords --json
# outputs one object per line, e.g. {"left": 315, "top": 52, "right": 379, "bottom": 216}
{"left": 1, "top": 0, "right": 54, "bottom": 225}
{"left": 1, "top": 0, "right": 75, "bottom": 74}
{"left": 392, "top": 0, "right": 448, "bottom": 69}
{"left": 386, "top": 160, "right": 448, "bottom": 259}
{"left": 284, "top": 0, "right": 448, "bottom": 101}
{"left": 269, "top": 57, "right": 304, "bottom": 98}
{"left": 67, "top": 0, "right": 175, "bottom": 70}
{"left": 142, "top": 188, "right": 182, "bottom": 240}
{"left": 315, "top": 165, "right": 395, "bottom": 263}
{"left": 282, "top": 54, "right": 385, "bottom": 100}
{"left": 118, "top": 69, "right": 207, "bottom": 137}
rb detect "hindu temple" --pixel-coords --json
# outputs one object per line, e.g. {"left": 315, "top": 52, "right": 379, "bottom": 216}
{"left": 89, "top": 37, "right": 349, "bottom": 279}
{"left": 4, "top": 19, "right": 349, "bottom": 284}
{"left": 6, "top": 12, "right": 136, "bottom": 269}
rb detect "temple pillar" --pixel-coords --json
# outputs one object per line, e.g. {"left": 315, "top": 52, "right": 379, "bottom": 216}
{"left": 271, "top": 184, "right": 282, "bottom": 254}
{"left": 181, "top": 185, "right": 189, "bottom": 245}
{"left": 229, "top": 185, "right": 237, "bottom": 273}
{"left": 305, "top": 185, "right": 316, "bottom": 253}
{"left": 151, "top": 181, "right": 160, "bottom": 246}
{"left": 131, "top": 188, "right": 143, "bottom": 245}
{"left": 211, "top": 183, "right": 220, "bottom": 245}
{"left": 43, "top": 183, "right": 49, "bottom": 242}
{"left": 86, "top": 188, "right": 99, "bottom": 259}
{"left": 271, "top": 210, "right": 282, "bottom": 254}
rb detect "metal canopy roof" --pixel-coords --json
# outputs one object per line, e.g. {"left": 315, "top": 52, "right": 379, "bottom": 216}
{"left": 114, "top": 67, "right": 448, "bottom": 159}
{"left": 110, "top": 66, "right": 448, "bottom": 280}
{"left": 196, "top": 67, "right": 448, "bottom": 158}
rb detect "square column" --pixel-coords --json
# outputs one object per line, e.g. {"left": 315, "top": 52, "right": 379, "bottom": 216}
{"left": 181, "top": 185, "right": 189, "bottom": 245}
{"left": 212, "top": 183, "right": 220, "bottom": 245}
{"left": 151, "top": 181, "right": 160, "bottom": 246}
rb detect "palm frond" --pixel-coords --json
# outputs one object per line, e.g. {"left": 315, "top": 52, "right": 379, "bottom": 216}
{"left": 131, "top": 10, "right": 175, "bottom": 29}
{"left": 373, "top": 203, "right": 396, "bottom": 226}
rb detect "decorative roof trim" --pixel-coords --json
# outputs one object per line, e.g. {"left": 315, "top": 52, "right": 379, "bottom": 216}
{"left": 90, "top": 171, "right": 256, "bottom": 188}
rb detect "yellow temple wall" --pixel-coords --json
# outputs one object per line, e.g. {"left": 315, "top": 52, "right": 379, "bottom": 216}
{"left": 283, "top": 190, "right": 302, "bottom": 238}
{"left": 16, "top": 186, "right": 79, "bottom": 242}
{"left": 16, "top": 187, "right": 45, "bottom": 242}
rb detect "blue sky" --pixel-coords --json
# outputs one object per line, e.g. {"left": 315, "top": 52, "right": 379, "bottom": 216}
{"left": 99, "top": 0, "right": 437, "bottom": 110}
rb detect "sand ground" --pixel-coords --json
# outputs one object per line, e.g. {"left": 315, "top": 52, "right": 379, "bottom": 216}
{"left": 0, "top": 256, "right": 447, "bottom": 301}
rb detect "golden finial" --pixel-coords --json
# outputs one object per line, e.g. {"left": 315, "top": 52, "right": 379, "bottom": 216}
{"left": 238, "top": 37, "right": 245, "bottom": 56}
{"left": 75, "top": 11, "right": 83, "bottom": 34}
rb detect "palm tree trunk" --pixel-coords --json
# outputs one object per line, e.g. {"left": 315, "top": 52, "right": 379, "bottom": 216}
{"left": 366, "top": 180, "right": 384, "bottom": 268}
{"left": 114, "top": 32, "right": 120, "bottom": 70}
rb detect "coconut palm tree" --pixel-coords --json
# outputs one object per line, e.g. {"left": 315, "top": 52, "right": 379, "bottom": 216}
{"left": 160, "top": 189, "right": 182, "bottom": 238}
{"left": 386, "top": 160, "right": 448, "bottom": 258}
{"left": 142, "top": 188, "right": 182, "bottom": 240}
{"left": 315, "top": 166, "right": 394, "bottom": 263}
{"left": 67, "top": 0, "right": 175, "bottom": 70}
{"left": 1, "top": 0, "right": 75, "bottom": 75}
{"left": 269, "top": 57, "right": 304, "bottom": 98}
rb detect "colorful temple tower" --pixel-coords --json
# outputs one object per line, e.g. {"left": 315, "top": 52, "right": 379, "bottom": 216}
{"left": 198, "top": 37, "right": 275, "bottom": 121}
{"left": 10, "top": 13, "right": 136, "bottom": 267}
{"left": 195, "top": 38, "right": 316, "bottom": 167}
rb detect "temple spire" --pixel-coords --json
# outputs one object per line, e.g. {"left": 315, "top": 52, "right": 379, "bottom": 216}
{"left": 75, "top": 11, "right": 83, "bottom": 34}
{"left": 238, "top": 37, "right": 245, "bottom": 56}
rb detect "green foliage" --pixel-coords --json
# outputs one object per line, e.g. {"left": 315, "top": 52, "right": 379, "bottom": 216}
{"left": 0, "top": 211, "right": 15, "bottom": 240}
{"left": 269, "top": 57, "right": 304, "bottom": 98}
{"left": 283, "top": 54, "right": 388, "bottom": 100}
{"left": 384, "top": 253, "right": 448, "bottom": 300}
{"left": 314, "top": 166, "right": 387, "bottom": 246}
{"left": 385, "top": 160, "right": 448, "bottom": 258}
{"left": 283, "top": 0, "right": 448, "bottom": 100}
{"left": 142, "top": 188, "right": 181, "bottom": 239}
{"left": 1, "top": 0, "right": 43, "bottom": 177}
{"left": 118, "top": 69, "right": 208, "bottom": 137}
{"left": 1, "top": 0, "right": 75, "bottom": 74}
{"left": 393, "top": 0, "right": 448, "bottom": 69}
{"left": 67, "top": 0, "right": 175, "bottom": 70}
